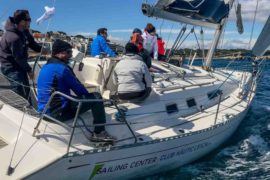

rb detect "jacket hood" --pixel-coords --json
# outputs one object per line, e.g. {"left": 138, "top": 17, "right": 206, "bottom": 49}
{"left": 122, "top": 54, "right": 143, "bottom": 61}
{"left": 4, "top": 17, "right": 17, "bottom": 32}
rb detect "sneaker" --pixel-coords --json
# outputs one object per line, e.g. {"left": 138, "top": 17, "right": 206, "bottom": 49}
{"left": 90, "top": 131, "right": 116, "bottom": 142}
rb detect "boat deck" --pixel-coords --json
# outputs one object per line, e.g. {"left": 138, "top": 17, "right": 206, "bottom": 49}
{"left": 0, "top": 137, "right": 7, "bottom": 149}
{"left": 0, "top": 89, "right": 39, "bottom": 117}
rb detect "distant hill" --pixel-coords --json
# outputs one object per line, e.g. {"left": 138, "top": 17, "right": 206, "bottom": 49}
{"left": 167, "top": 48, "right": 270, "bottom": 58}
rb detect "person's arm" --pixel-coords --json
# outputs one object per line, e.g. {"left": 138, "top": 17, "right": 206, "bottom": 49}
{"left": 63, "top": 67, "right": 89, "bottom": 96}
{"left": 142, "top": 63, "right": 152, "bottom": 88}
{"left": 10, "top": 38, "right": 32, "bottom": 72}
{"left": 25, "top": 31, "right": 42, "bottom": 52}
{"left": 100, "top": 38, "right": 116, "bottom": 57}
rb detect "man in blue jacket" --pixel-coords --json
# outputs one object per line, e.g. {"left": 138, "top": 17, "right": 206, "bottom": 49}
{"left": 37, "top": 39, "right": 114, "bottom": 142}
{"left": 90, "top": 28, "right": 116, "bottom": 58}
{"left": 0, "top": 10, "right": 42, "bottom": 100}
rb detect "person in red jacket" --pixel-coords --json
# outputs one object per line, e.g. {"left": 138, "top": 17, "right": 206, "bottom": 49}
{"left": 157, "top": 35, "right": 166, "bottom": 61}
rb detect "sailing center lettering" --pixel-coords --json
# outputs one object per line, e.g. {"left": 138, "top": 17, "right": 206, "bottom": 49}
{"left": 90, "top": 142, "right": 211, "bottom": 177}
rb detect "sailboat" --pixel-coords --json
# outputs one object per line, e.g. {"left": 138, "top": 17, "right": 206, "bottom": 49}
{"left": 0, "top": 0, "right": 267, "bottom": 179}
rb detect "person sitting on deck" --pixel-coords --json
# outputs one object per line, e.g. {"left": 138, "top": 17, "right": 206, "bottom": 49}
{"left": 113, "top": 43, "right": 152, "bottom": 102}
{"left": 37, "top": 39, "right": 114, "bottom": 142}
{"left": 130, "top": 28, "right": 152, "bottom": 68}
{"left": 90, "top": 28, "right": 116, "bottom": 58}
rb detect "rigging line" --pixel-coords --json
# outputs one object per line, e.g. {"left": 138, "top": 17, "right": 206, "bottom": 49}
{"left": 193, "top": 27, "right": 201, "bottom": 50}
{"left": 175, "top": 28, "right": 192, "bottom": 50}
{"left": 7, "top": 106, "right": 28, "bottom": 175}
{"left": 170, "top": 25, "right": 185, "bottom": 51}
{"left": 200, "top": 27, "right": 206, "bottom": 65}
{"left": 167, "top": 25, "right": 188, "bottom": 61}
{"left": 166, "top": 26, "right": 186, "bottom": 61}
{"left": 248, "top": 0, "right": 259, "bottom": 50}
{"left": 159, "top": 19, "right": 164, "bottom": 37}
{"left": 32, "top": 0, "right": 57, "bottom": 96}
{"left": 202, "top": 60, "right": 246, "bottom": 108}
{"left": 219, "top": 22, "right": 227, "bottom": 49}
{"left": 165, "top": 23, "right": 174, "bottom": 51}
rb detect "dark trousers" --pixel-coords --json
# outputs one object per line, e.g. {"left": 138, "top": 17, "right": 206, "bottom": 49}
{"left": 50, "top": 93, "right": 106, "bottom": 134}
{"left": 1, "top": 66, "right": 31, "bottom": 100}
{"left": 118, "top": 87, "right": 152, "bottom": 102}
{"left": 158, "top": 54, "right": 166, "bottom": 61}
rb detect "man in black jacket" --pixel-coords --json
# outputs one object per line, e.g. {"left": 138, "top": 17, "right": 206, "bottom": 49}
{"left": 0, "top": 10, "right": 41, "bottom": 100}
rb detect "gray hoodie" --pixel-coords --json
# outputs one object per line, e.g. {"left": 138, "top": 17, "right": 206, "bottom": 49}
{"left": 113, "top": 54, "right": 152, "bottom": 93}
{"left": 0, "top": 17, "right": 41, "bottom": 72}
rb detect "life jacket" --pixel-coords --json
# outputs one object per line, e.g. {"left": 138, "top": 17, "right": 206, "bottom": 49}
{"left": 131, "top": 33, "right": 144, "bottom": 51}
{"left": 157, "top": 38, "right": 165, "bottom": 55}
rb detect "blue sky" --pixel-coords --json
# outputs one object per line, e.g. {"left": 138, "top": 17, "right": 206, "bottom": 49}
{"left": 0, "top": 0, "right": 269, "bottom": 49}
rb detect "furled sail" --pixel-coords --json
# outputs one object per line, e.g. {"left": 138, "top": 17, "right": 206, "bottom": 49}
{"left": 252, "top": 15, "right": 270, "bottom": 56}
{"left": 142, "top": 0, "right": 230, "bottom": 29}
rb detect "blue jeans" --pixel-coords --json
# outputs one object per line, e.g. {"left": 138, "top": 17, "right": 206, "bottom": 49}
{"left": 1, "top": 66, "right": 30, "bottom": 100}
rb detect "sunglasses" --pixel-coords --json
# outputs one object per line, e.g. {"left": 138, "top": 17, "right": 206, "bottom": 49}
{"left": 24, "top": 18, "right": 31, "bottom": 22}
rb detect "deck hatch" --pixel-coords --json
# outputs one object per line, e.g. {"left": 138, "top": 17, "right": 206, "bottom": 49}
{"left": 166, "top": 103, "right": 179, "bottom": 114}
{"left": 186, "top": 98, "right": 196, "bottom": 107}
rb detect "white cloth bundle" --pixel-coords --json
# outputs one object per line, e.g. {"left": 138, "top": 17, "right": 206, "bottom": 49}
{"left": 36, "top": 6, "right": 55, "bottom": 25}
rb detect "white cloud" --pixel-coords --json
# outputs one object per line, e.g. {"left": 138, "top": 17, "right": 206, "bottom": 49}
{"left": 69, "top": 32, "right": 126, "bottom": 45}
{"left": 221, "top": 38, "right": 257, "bottom": 49}
{"left": 70, "top": 31, "right": 96, "bottom": 37}
{"left": 110, "top": 29, "right": 133, "bottom": 33}
{"left": 107, "top": 35, "right": 127, "bottom": 45}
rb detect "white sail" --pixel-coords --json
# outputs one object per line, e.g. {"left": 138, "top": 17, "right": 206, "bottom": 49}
{"left": 252, "top": 15, "right": 270, "bottom": 56}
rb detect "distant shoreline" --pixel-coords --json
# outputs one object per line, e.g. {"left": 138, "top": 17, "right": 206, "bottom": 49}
{"left": 171, "top": 55, "right": 270, "bottom": 60}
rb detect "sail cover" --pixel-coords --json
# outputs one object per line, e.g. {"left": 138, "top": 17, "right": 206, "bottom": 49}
{"left": 142, "top": 0, "right": 230, "bottom": 28}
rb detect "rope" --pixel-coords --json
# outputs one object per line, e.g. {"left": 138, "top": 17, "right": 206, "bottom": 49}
{"left": 193, "top": 27, "right": 201, "bottom": 49}
{"left": 159, "top": 19, "right": 164, "bottom": 37}
{"left": 200, "top": 28, "right": 206, "bottom": 65}
{"left": 32, "top": 0, "right": 57, "bottom": 96}
{"left": 248, "top": 0, "right": 259, "bottom": 50}
{"left": 7, "top": 106, "right": 28, "bottom": 175}
{"left": 165, "top": 23, "right": 174, "bottom": 51}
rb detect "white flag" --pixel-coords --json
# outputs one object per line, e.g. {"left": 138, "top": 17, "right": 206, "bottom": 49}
{"left": 36, "top": 6, "right": 55, "bottom": 25}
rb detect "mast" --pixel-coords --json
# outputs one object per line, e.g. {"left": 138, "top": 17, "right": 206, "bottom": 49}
{"left": 142, "top": 0, "right": 236, "bottom": 69}
{"left": 205, "top": 0, "right": 235, "bottom": 69}
{"left": 204, "top": 20, "right": 226, "bottom": 69}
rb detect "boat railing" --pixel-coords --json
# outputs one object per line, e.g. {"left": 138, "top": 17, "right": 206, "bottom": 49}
{"left": 32, "top": 91, "right": 138, "bottom": 153}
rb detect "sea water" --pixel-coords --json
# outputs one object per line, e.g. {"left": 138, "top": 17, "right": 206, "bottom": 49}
{"left": 145, "top": 59, "right": 270, "bottom": 179}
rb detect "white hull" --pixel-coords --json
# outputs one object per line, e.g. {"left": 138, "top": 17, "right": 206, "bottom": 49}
{"left": 0, "top": 58, "right": 257, "bottom": 179}
{"left": 25, "top": 103, "right": 249, "bottom": 180}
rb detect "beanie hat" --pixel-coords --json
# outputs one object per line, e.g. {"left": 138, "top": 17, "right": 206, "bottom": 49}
{"left": 52, "top": 39, "right": 72, "bottom": 55}
{"left": 125, "top": 42, "right": 139, "bottom": 54}
{"left": 97, "top": 28, "right": 107, "bottom": 35}
{"left": 132, "top": 28, "right": 142, "bottom": 35}
{"left": 13, "top": 10, "right": 30, "bottom": 24}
